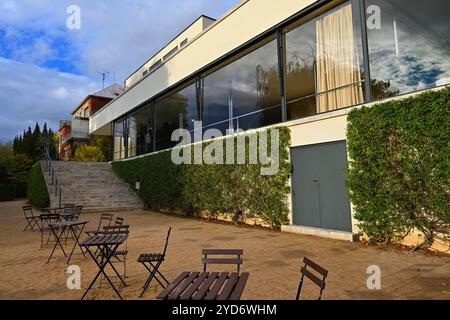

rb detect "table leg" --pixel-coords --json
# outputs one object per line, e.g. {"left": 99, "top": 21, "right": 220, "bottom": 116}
{"left": 67, "top": 224, "right": 87, "bottom": 264}
{"left": 47, "top": 225, "right": 67, "bottom": 263}
{"left": 81, "top": 243, "right": 123, "bottom": 300}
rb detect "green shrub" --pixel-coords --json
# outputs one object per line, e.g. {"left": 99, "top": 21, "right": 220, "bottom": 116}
{"left": 74, "top": 145, "right": 105, "bottom": 162}
{"left": 27, "top": 163, "right": 50, "bottom": 208}
{"left": 0, "top": 184, "right": 16, "bottom": 201}
{"left": 347, "top": 87, "right": 450, "bottom": 249}
{"left": 112, "top": 127, "right": 291, "bottom": 229}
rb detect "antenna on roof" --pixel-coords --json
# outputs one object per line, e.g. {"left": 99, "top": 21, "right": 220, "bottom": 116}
{"left": 96, "top": 70, "right": 110, "bottom": 89}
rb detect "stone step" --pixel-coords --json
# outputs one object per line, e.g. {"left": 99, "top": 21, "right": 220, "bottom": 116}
{"left": 42, "top": 161, "right": 143, "bottom": 210}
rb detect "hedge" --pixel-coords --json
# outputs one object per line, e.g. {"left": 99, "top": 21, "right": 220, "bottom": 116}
{"left": 112, "top": 127, "right": 292, "bottom": 229}
{"left": 347, "top": 87, "right": 450, "bottom": 249}
{"left": 27, "top": 162, "right": 50, "bottom": 208}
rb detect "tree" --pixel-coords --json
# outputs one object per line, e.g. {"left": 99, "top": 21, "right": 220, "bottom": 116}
{"left": 74, "top": 145, "right": 105, "bottom": 162}
{"left": 90, "top": 135, "right": 112, "bottom": 161}
{"left": 9, "top": 154, "right": 33, "bottom": 185}
{"left": 0, "top": 144, "right": 14, "bottom": 184}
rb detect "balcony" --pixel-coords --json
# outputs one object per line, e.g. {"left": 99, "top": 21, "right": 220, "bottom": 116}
{"left": 59, "top": 118, "right": 90, "bottom": 145}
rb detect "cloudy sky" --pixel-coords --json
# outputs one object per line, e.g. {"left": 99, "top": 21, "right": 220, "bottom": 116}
{"left": 0, "top": 0, "right": 240, "bottom": 142}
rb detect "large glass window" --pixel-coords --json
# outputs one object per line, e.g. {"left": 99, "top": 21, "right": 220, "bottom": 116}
{"left": 113, "top": 119, "right": 126, "bottom": 160}
{"left": 366, "top": 0, "right": 450, "bottom": 100}
{"left": 285, "top": 2, "right": 365, "bottom": 120}
{"left": 127, "top": 116, "right": 137, "bottom": 158}
{"left": 155, "top": 82, "right": 197, "bottom": 151}
{"left": 202, "top": 36, "right": 281, "bottom": 134}
{"left": 131, "top": 103, "right": 154, "bottom": 156}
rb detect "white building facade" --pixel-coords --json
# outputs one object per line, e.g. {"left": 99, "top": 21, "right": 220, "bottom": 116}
{"left": 89, "top": 0, "right": 450, "bottom": 240}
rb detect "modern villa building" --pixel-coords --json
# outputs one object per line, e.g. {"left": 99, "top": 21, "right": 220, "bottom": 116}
{"left": 89, "top": 0, "right": 450, "bottom": 240}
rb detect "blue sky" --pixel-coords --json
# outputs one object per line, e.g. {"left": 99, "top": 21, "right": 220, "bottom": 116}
{"left": 0, "top": 0, "right": 240, "bottom": 142}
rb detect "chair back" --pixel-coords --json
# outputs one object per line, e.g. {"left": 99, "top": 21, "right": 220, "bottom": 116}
{"left": 202, "top": 249, "right": 243, "bottom": 274}
{"left": 102, "top": 225, "right": 129, "bottom": 236}
{"left": 296, "top": 257, "right": 328, "bottom": 300}
{"left": 73, "top": 206, "right": 83, "bottom": 220}
{"left": 23, "top": 206, "right": 33, "bottom": 218}
{"left": 114, "top": 216, "right": 124, "bottom": 226}
{"left": 162, "top": 227, "right": 172, "bottom": 256}
{"left": 97, "top": 213, "right": 113, "bottom": 230}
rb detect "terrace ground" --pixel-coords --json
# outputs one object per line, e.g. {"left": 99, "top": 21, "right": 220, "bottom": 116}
{"left": 0, "top": 200, "right": 449, "bottom": 300}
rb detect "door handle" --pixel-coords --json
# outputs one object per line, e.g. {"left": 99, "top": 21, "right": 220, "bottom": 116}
{"left": 313, "top": 179, "right": 319, "bottom": 182}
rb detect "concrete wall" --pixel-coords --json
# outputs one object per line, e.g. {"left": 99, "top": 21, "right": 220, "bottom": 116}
{"left": 90, "top": 0, "right": 317, "bottom": 134}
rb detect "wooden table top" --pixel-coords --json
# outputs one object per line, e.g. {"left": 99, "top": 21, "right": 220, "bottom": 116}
{"left": 81, "top": 233, "right": 127, "bottom": 247}
{"left": 157, "top": 271, "right": 249, "bottom": 301}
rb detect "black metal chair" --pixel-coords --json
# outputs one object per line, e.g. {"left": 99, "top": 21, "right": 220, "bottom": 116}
{"left": 114, "top": 216, "right": 124, "bottom": 226}
{"left": 96, "top": 225, "right": 130, "bottom": 287}
{"left": 138, "top": 227, "right": 172, "bottom": 297}
{"left": 22, "top": 206, "right": 40, "bottom": 232}
{"left": 296, "top": 257, "right": 328, "bottom": 300}
{"left": 39, "top": 212, "right": 60, "bottom": 247}
{"left": 85, "top": 213, "right": 113, "bottom": 236}
{"left": 202, "top": 249, "right": 243, "bottom": 274}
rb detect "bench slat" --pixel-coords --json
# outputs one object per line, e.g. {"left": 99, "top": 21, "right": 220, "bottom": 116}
{"left": 168, "top": 272, "right": 199, "bottom": 300}
{"left": 229, "top": 273, "right": 249, "bottom": 300}
{"left": 202, "top": 258, "right": 243, "bottom": 265}
{"left": 157, "top": 272, "right": 190, "bottom": 299}
{"left": 205, "top": 272, "right": 229, "bottom": 300}
{"left": 180, "top": 272, "right": 209, "bottom": 300}
{"left": 203, "top": 249, "right": 243, "bottom": 255}
{"left": 191, "top": 272, "right": 219, "bottom": 300}
{"left": 217, "top": 272, "right": 239, "bottom": 300}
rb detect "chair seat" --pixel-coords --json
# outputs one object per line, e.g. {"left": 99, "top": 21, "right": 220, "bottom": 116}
{"left": 114, "top": 250, "right": 128, "bottom": 256}
{"left": 138, "top": 253, "right": 164, "bottom": 262}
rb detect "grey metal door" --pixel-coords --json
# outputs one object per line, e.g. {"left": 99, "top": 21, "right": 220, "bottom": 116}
{"left": 291, "top": 141, "right": 352, "bottom": 232}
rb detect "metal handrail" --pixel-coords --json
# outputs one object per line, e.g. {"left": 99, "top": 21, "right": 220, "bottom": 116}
{"left": 41, "top": 146, "right": 62, "bottom": 208}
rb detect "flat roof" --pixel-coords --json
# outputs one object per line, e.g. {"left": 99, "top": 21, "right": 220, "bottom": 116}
{"left": 125, "top": 15, "right": 216, "bottom": 84}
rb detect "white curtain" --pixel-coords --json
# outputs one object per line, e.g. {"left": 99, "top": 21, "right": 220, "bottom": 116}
{"left": 316, "top": 4, "right": 364, "bottom": 112}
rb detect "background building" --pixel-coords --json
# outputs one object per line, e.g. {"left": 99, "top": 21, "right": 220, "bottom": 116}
{"left": 59, "top": 84, "right": 123, "bottom": 160}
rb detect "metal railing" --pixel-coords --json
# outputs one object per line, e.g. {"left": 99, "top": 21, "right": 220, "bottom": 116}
{"left": 41, "top": 146, "right": 62, "bottom": 208}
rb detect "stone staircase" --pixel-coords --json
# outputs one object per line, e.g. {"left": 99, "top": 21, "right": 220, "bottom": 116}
{"left": 41, "top": 161, "right": 143, "bottom": 212}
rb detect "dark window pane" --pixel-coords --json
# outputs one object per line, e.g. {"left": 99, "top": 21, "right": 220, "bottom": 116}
{"left": 202, "top": 37, "right": 281, "bottom": 134}
{"left": 287, "top": 96, "right": 316, "bottom": 120}
{"left": 155, "top": 82, "right": 197, "bottom": 151}
{"left": 131, "top": 103, "right": 154, "bottom": 156}
{"left": 367, "top": 0, "right": 450, "bottom": 99}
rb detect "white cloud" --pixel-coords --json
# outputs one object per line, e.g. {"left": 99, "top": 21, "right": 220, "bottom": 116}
{"left": 0, "top": 0, "right": 241, "bottom": 141}
{"left": 0, "top": 57, "right": 96, "bottom": 140}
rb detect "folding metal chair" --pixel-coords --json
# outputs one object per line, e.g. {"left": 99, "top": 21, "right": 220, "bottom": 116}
{"left": 85, "top": 213, "right": 113, "bottom": 236}
{"left": 296, "top": 257, "right": 328, "bottom": 300}
{"left": 138, "top": 227, "right": 172, "bottom": 297}
{"left": 22, "top": 206, "right": 40, "bottom": 232}
{"left": 98, "top": 225, "right": 129, "bottom": 286}
{"left": 202, "top": 249, "right": 243, "bottom": 274}
{"left": 39, "top": 212, "right": 60, "bottom": 247}
{"left": 114, "top": 216, "right": 124, "bottom": 226}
